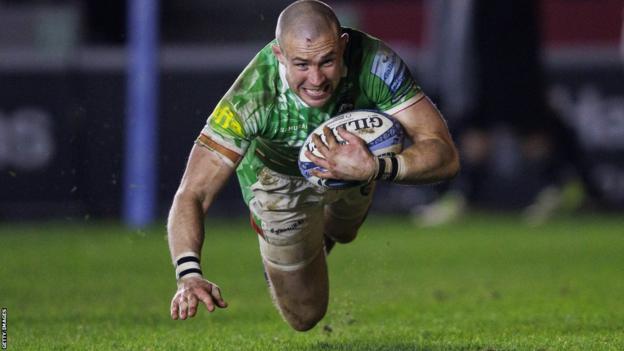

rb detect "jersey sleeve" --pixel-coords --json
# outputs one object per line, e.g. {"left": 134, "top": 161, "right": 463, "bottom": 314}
{"left": 198, "top": 46, "right": 277, "bottom": 166}
{"left": 360, "top": 41, "right": 424, "bottom": 115}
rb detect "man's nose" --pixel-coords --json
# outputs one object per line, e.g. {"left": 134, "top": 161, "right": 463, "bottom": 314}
{"left": 308, "top": 67, "right": 325, "bottom": 86}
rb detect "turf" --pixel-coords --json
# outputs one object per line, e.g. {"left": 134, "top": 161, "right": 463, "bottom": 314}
{"left": 1, "top": 213, "right": 623, "bottom": 350}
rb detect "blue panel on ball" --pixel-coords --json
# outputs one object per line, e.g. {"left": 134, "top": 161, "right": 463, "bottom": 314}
{"left": 368, "top": 120, "right": 404, "bottom": 149}
{"left": 325, "top": 179, "right": 363, "bottom": 189}
{"left": 298, "top": 160, "right": 362, "bottom": 189}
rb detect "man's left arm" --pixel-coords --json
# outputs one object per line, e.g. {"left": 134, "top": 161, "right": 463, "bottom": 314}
{"left": 390, "top": 95, "right": 460, "bottom": 184}
{"left": 307, "top": 96, "right": 459, "bottom": 185}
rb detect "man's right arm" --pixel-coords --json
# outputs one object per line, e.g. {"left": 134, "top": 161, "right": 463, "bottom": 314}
{"left": 168, "top": 142, "right": 239, "bottom": 320}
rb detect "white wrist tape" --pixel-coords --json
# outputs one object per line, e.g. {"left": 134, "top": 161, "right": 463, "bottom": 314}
{"left": 174, "top": 251, "right": 203, "bottom": 280}
{"left": 395, "top": 154, "right": 407, "bottom": 181}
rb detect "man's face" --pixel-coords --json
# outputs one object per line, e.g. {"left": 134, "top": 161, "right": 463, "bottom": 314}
{"left": 273, "top": 31, "right": 348, "bottom": 108}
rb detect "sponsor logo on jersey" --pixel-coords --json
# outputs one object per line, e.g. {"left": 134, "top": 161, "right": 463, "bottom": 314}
{"left": 279, "top": 123, "right": 307, "bottom": 133}
{"left": 371, "top": 47, "right": 408, "bottom": 96}
{"left": 210, "top": 100, "right": 245, "bottom": 137}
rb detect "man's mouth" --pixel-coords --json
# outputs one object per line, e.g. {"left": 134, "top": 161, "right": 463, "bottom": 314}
{"left": 302, "top": 85, "right": 330, "bottom": 99}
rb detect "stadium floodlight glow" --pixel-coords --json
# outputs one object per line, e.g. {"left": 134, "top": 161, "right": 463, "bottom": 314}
{"left": 123, "top": 0, "right": 160, "bottom": 228}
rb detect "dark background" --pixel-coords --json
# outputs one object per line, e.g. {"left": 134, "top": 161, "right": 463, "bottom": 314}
{"left": 1, "top": 0, "right": 623, "bottom": 220}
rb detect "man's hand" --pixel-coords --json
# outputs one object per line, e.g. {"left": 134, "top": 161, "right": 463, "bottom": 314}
{"left": 305, "top": 126, "right": 377, "bottom": 181}
{"left": 170, "top": 276, "right": 228, "bottom": 320}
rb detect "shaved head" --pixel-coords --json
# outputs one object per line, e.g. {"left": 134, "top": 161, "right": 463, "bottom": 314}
{"left": 276, "top": 0, "right": 341, "bottom": 47}
{"left": 272, "top": 0, "right": 348, "bottom": 107}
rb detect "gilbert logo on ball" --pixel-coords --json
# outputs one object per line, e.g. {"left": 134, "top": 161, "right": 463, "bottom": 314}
{"left": 298, "top": 110, "right": 404, "bottom": 189}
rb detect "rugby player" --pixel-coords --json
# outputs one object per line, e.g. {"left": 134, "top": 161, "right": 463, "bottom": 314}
{"left": 168, "top": 0, "right": 459, "bottom": 331}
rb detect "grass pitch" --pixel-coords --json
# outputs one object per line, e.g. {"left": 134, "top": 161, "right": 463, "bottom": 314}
{"left": 1, "top": 213, "right": 623, "bottom": 350}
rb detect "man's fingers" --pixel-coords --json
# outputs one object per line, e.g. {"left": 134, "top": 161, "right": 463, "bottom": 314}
{"left": 311, "top": 133, "right": 329, "bottom": 157}
{"left": 170, "top": 294, "right": 181, "bottom": 320}
{"left": 323, "top": 126, "right": 338, "bottom": 148}
{"left": 171, "top": 280, "right": 227, "bottom": 319}
{"left": 311, "top": 168, "right": 336, "bottom": 179}
{"left": 187, "top": 294, "right": 199, "bottom": 318}
{"left": 305, "top": 150, "right": 331, "bottom": 169}
{"left": 210, "top": 285, "right": 228, "bottom": 308}
{"left": 178, "top": 294, "right": 189, "bottom": 320}
{"left": 305, "top": 151, "right": 337, "bottom": 179}
{"left": 337, "top": 127, "right": 364, "bottom": 145}
{"left": 195, "top": 288, "right": 217, "bottom": 312}
{"left": 308, "top": 159, "right": 336, "bottom": 179}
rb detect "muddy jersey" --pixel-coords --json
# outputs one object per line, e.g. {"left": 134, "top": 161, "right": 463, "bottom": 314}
{"left": 199, "top": 28, "right": 424, "bottom": 204}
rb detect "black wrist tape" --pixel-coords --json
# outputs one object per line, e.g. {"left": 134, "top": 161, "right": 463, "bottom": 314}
{"left": 375, "top": 156, "right": 399, "bottom": 181}
{"left": 175, "top": 253, "right": 203, "bottom": 280}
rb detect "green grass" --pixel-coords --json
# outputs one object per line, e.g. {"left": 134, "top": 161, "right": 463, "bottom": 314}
{"left": 1, "top": 213, "right": 623, "bottom": 350}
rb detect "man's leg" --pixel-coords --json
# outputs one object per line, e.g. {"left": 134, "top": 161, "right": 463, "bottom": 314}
{"left": 263, "top": 250, "right": 328, "bottom": 331}
{"left": 248, "top": 168, "right": 329, "bottom": 331}
{"left": 324, "top": 234, "right": 337, "bottom": 254}
{"left": 324, "top": 182, "right": 376, "bottom": 247}
{"left": 253, "top": 209, "right": 328, "bottom": 331}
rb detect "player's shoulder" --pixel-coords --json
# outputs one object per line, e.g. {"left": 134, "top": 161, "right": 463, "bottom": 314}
{"left": 236, "top": 41, "right": 278, "bottom": 81}
{"left": 256, "top": 39, "right": 280, "bottom": 67}
{"left": 233, "top": 40, "right": 280, "bottom": 91}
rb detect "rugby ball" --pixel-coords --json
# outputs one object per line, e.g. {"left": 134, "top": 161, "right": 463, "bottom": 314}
{"left": 298, "top": 110, "right": 404, "bottom": 189}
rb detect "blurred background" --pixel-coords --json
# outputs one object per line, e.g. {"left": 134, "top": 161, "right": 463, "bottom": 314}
{"left": 0, "top": 0, "right": 623, "bottom": 226}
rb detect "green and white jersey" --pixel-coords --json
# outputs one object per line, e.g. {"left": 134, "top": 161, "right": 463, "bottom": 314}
{"left": 200, "top": 28, "right": 424, "bottom": 205}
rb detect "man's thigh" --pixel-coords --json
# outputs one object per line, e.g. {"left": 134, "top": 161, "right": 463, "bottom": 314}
{"left": 248, "top": 168, "right": 329, "bottom": 329}
{"left": 249, "top": 167, "right": 326, "bottom": 271}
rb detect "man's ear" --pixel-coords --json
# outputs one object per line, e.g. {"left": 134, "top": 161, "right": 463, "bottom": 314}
{"left": 339, "top": 32, "right": 349, "bottom": 48}
{"left": 272, "top": 44, "right": 286, "bottom": 64}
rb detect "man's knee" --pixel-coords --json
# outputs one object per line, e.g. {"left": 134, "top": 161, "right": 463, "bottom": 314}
{"left": 264, "top": 252, "right": 329, "bottom": 331}
{"left": 268, "top": 269, "right": 329, "bottom": 331}
{"left": 324, "top": 213, "right": 362, "bottom": 244}
{"left": 282, "top": 304, "right": 327, "bottom": 331}
{"left": 324, "top": 204, "right": 369, "bottom": 244}
{"left": 326, "top": 228, "right": 358, "bottom": 244}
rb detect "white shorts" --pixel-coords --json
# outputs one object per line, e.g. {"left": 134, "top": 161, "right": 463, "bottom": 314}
{"left": 248, "top": 167, "right": 375, "bottom": 271}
